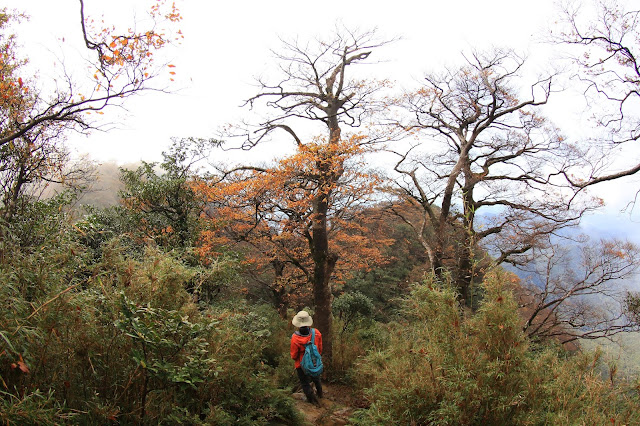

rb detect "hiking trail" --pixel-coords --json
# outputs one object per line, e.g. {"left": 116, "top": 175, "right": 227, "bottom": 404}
{"left": 291, "top": 383, "right": 363, "bottom": 425}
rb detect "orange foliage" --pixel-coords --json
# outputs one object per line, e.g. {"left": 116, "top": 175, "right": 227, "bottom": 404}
{"left": 194, "top": 135, "right": 391, "bottom": 309}
{"left": 85, "top": 0, "right": 182, "bottom": 87}
{"left": 0, "top": 13, "right": 30, "bottom": 131}
{"left": 0, "top": 2, "right": 182, "bottom": 147}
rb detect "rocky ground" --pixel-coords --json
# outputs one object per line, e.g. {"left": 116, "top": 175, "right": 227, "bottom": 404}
{"left": 291, "top": 383, "right": 365, "bottom": 425}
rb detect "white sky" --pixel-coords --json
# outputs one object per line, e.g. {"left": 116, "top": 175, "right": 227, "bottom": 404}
{"left": 7, "top": 0, "right": 640, "bottom": 225}
{"left": 11, "top": 0, "right": 560, "bottom": 160}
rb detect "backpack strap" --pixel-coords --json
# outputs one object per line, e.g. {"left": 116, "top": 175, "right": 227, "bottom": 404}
{"left": 308, "top": 328, "right": 315, "bottom": 346}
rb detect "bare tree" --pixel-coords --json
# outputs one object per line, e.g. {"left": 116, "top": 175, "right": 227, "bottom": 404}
{"left": 0, "top": 127, "right": 94, "bottom": 223}
{"left": 0, "top": 0, "right": 180, "bottom": 148}
{"left": 516, "top": 238, "right": 640, "bottom": 343}
{"left": 0, "top": 1, "right": 180, "bottom": 220}
{"left": 222, "top": 28, "right": 394, "bottom": 360}
{"left": 555, "top": 0, "right": 640, "bottom": 188}
{"left": 391, "top": 49, "right": 597, "bottom": 306}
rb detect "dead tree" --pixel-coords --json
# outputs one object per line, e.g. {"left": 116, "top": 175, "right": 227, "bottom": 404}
{"left": 392, "top": 49, "right": 597, "bottom": 306}
{"left": 516, "top": 238, "right": 640, "bottom": 344}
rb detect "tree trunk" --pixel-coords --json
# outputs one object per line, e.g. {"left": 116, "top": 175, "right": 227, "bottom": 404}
{"left": 311, "top": 194, "right": 336, "bottom": 362}
{"left": 456, "top": 245, "right": 473, "bottom": 307}
{"left": 432, "top": 241, "right": 446, "bottom": 280}
{"left": 458, "top": 177, "right": 477, "bottom": 307}
{"left": 307, "top": 123, "right": 343, "bottom": 363}
{"left": 271, "top": 260, "right": 290, "bottom": 318}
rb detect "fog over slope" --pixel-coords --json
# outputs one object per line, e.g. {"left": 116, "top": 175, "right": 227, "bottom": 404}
{"left": 76, "top": 162, "right": 139, "bottom": 208}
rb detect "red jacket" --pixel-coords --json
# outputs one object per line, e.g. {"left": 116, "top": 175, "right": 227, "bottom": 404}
{"left": 290, "top": 328, "right": 322, "bottom": 369}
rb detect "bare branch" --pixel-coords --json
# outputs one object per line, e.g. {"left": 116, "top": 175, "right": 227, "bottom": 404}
{"left": 391, "top": 48, "right": 594, "bottom": 305}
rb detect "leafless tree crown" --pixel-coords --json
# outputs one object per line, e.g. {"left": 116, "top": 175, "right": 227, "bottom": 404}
{"left": 232, "top": 28, "right": 394, "bottom": 149}
{"left": 555, "top": 0, "right": 640, "bottom": 188}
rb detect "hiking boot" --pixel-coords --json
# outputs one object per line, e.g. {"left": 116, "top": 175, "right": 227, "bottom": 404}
{"left": 314, "top": 383, "right": 323, "bottom": 398}
{"left": 302, "top": 386, "right": 316, "bottom": 403}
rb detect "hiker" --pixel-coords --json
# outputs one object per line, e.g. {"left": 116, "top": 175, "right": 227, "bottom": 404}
{"left": 290, "top": 310, "right": 323, "bottom": 404}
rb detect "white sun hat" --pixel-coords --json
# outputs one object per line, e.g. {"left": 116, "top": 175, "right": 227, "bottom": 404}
{"left": 292, "top": 310, "right": 313, "bottom": 327}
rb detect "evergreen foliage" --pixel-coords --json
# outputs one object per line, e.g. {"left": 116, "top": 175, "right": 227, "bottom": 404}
{"left": 0, "top": 193, "right": 302, "bottom": 424}
{"left": 351, "top": 271, "right": 640, "bottom": 425}
{"left": 117, "top": 139, "right": 208, "bottom": 250}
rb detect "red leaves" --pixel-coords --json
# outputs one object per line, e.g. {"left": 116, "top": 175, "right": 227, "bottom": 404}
{"left": 11, "top": 354, "right": 29, "bottom": 374}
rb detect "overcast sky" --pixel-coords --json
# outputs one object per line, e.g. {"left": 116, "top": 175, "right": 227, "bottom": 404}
{"left": 10, "top": 0, "right": 561, "bottom": 160}
{"left": 7, "top": 0, "right": 640, "bottom": 225}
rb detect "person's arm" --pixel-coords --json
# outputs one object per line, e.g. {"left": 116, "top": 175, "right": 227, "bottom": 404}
{"left": 290, "top": 337, "right": 299, "bottom": 360}
{"left": 316, "top": 330, "right": 323, "bottom": 354}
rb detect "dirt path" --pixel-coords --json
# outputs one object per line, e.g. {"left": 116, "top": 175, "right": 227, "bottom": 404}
{"left": 291, "top": 383, "right": 362, "bottom": 425}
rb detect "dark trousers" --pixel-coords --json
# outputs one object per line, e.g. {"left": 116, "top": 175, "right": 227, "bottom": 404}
{"left": 296, "top": 367, "right": 322, "bottom": 402}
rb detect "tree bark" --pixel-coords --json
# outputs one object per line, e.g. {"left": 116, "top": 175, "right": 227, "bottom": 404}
{"left": 310, "top": 175, "right": 338, "bottom": 361}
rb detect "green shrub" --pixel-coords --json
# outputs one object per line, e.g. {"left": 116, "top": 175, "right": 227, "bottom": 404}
{"left": 331, "top": 320, "right": 388, "bottom": 382}
{"left": 201, "top": 301, "right": 302, "bottom": 424}
{"left": 0, "top": 218, "right": 302, "bottom": 425}
{"left": 351, "top": 270, "right": 640, "bottom": 425}
{"left": 0, "top": 389, "right": 67, "bottom": 425}
{"left": 333, "top": 291, "right": 374, "bottom": 332}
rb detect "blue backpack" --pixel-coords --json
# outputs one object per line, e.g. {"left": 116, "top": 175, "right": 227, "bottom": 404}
{"left": 300, "top": 328, "right": 323, "bottom": 377}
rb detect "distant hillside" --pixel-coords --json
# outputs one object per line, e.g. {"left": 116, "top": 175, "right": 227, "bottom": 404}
{"left": 578, "top": 212, "right": 640, "bottom": 377}
{"left": 503, "top": 215, "right": 640, "bottom": 292}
